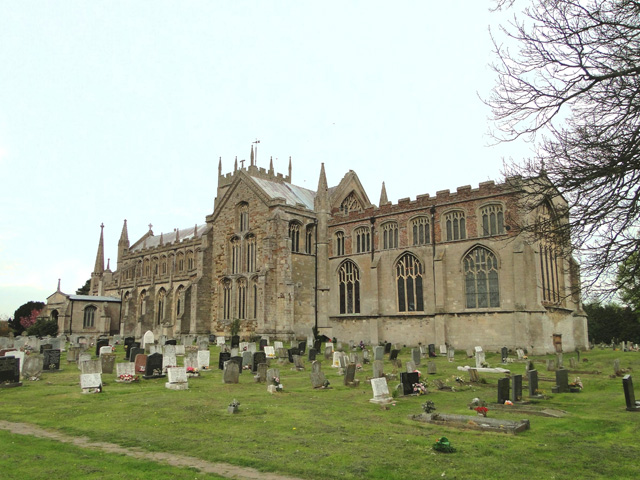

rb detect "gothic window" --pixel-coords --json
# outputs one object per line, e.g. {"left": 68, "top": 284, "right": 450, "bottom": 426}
{"left": 252, "top": 279, "right": 258, "bottom": 319}
{"left": 411, "top": 217, "right": 430, "bottom": 246}
{"left": 157, "top": 289, "right": 166, "bottom": 325}
{"left": 187, "top": 251, "right": 194, "bottom": 270}
{"left": 306, "top": 225, "right": 314, "bottom": 254}
{"left": 289, "top": 222, "right": 301, "bottom": 253}
{"left": 481, "top": 204, "right": 505, "bottom": 236}
{"left": 445, "top": 210, "right": 466, "bottom": 241}
{"left": 175, "top": 286, "right": 184, "bottom": 317}
{"left": 382, "top": 222, "right": 399, "bottom": 250}
{"left": 238, "top": 202, "right": 249, "bottom": 232}
{"left": 161, "top": 256, "right": 167, "bottom": 275}
{"left": 237, "top": 278, "right": 247, "bottom": 320}
{"left": 464, "top": 247, "right": 500, "bottom": 308}
{"left": 355, "top": 226, "right": 371, "bottom": 253}
{"left": 537, "top": 203, "right": 562, "bottom": 304}
{"left": 139, "top": 290, "right": 147, "bottom": 315}
{"left": 222, "top": 279, "right": 231, "bottom": 320}
{"left": 177, "top": 254, "right": 184, "bottom": 272}
{"left": 83, "top": 306, "right": 96, "bottom": 328}
{"left": 246, "top": 234, "right": 256, "bottom": 272}
{"left": 231, "top": 237, "right": 241, "bottom": 273}
{"left": 396, "top": 253, "right": 424, "bottom": 312}
{"left": 335, "top": 231, "right": 345, "bottom": 256}
{"left": 338, "top": 261, "right": 360, "bottom": 314}
{"left": 340, "top": 193, "right": 361, "bottom": 215}
{"left": 123, "top": 292, "right": 130, "bottom": 316}
{"left": 144, "top": 258, "right": 150, "bottom": 277}
{"left": 153, "top": 257, "right": 159, "bottom": 275}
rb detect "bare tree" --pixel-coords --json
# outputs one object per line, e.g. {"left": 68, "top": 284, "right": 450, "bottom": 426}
{"left": 487, "top": 0, "right": 640, "bottom": 296}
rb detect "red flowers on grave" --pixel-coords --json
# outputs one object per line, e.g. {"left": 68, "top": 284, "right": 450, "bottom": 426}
{"left": 474, "top": 406, "right": 488, "bottom": 417}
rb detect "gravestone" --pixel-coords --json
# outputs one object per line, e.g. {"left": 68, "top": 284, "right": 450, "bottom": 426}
{"left": 40, "top": 344, "right": 52, "bottom": 354}
{"left": 166, "top": 367, "right": 188, "bottom": 390}
{"left": 292, "top": 355, "right": 305, "bottom": 371}
{"left": 344, "top": 363, "right": 357, "bottom": 387}
{"left": 175, "top": 345, "right": 186, "bottom": 356}
{"left": 231, "top": 335, "right": 240, "bottom": 348}
{"left": 497, "top": 377, "right": 510, "bottom": 404}
{"left": 256, "top": 363, "right": 267, "bottom": 383}
{"left": 528, "top": 369, "right": 540, "bottom": 397}
{"left": 439, "top": 345, "right": 447, "bottom": 355}
{"left": 143, "top": 353, "right": 164, "bottom": 378}
{"left": 475, "top": 347, "right": 485, "bottom": 368}
{"left": 142, "top": 330, "right": 154, "bottom": 349}
{"left": 511, "top": 374, "right": 523, "bottom": 402}
{"left": 427, "top": 361, "right": 436, "bottom": 375}
{"left": 298, "top": 341, "right": 307, "bottom": 355}
{"left": 99, "top": 345, "right": 113, "bottom": 356}
{"left": 101, "top": 353, "right": 116, "bottom": 374}
{"left": 308, "top": 348, "right": 317, "bottom": 361}
{"left": 266, "top": 368, "right": 280, "bottom": 385}
{"left": 223, "top": 361, "right": 240, "bottom": 384}
{"left": 5, "top": 351, "right": 25, "bottom": 374}
{"left": 546, "top": 359, "right": 556, "bottom": 371}
{"left": 622, "top": 375, "right": 640, "bottom": 411}
{"left": 264, "top": 346, "right": 276, "bottom": 359}
{"left": 501, "top": 347, "right": 508, "bottom": 363}
{"left": 389, "top": 349, "right": 400, "bottom": 361}
{"left": 216, "top": 336, "right": 225, "bottom": 347}
{"left": 406, "top": 361, "right": 416, "bottom": 373}
{"left": 466, "top": 348, "right": 474, "bottom": 358}
{"left": 209, "top": 334, "right": 216, "bottom": 344}
{"left": 400, "top": 371, "right": 419, "bottom": 395}
{"left": 78, "top": 353, "right": 91, "bottom": 368}
{"left": 276, "top": 348, "right": 287, "bottom": 360}
{"left": 614, "top": 359, "right": 621, "bottom": 376}
{"left": 447, "top": 347, "right": 455, "bottom": 362}
{"left": 469, "top": 368, "right": 480, "bottom": 383}
{"left": 526, "top": 359, "right": 535, "bottom": 372}
{"left": 373, "top": 346, "right": 384, "bottom": 361}
{"left": 23, "top": 354, "right": 43, "bottom": 380}
{"left": 66, "top": 346, "right": 80, "bottom": 363}
{"left": 80, "top": 358, "right": 102, "bottom": 374}
{"left": 311, "top": 361, "right": 328, "bottom": 388}
{"left": 324, "top": 346, "right": 332, "bottom": 360}
{"left": 128, "top": 345, "right": 143, "bottom": 362}
{"left": 313, "top": 339, "right": 322, "bottom": 352}
{"left": 287, "top": 347, "right": 299, "bottom": 363}
{"left": 372, "top": 360, "right": 384, "bottom": 378}
{"left": 428, "top": 344, "right": 436, "bottom": 357}
{"left": 43, "top": 349, "right": 61, "bottom": 371}
{"left": 259, "top": 338, "right": 268, "bottom": 351}
{"left": 242, "top": 351, "right": 253, "bottom": 369}
{"left": 554, "top": 369, "right": 569, "bottom": 393}
{"left": 95, "top": 339, "right": 109, "bottom": 357}
{"left": 252, "top": 352, "right": 266, "bottom": 373}
{"left": 197, "top": 350, "right": 211, "bottom": 370}
{"left": 369, "top": 377, "right": 392, "bottom": 404}
{"left": 197, "top": 340, "right": 209, "bottom": 351}
{"left": 332, "top": 352, "right": 344, "bottom": 368}
{"left": 556, "top": 353, "right": 564, "bottom": 369}
{"left": 0, "top": 356, "right": 21, "bottom": 387}
{"left": 516, "top": 348, "right": 525, "bottom": 360}
{"left": 230, "top": 356, "right": 243, "bottom": 373}
{"left": 80, "top": 373, "right": 102, "bottom": 392}
{"left": 116, "top": 361, "right": 135, "bottom": 377}
{"left": 163, "top": 345, "right": 178, "bottom": 370}
{"left": 569, "top": 358, "right": 577, "bottom": 369}
{"left": 411, "top": 348, "right": 421, "bottom": 366}
{"left": 384, "top": 342, "right": 392, "bottom": 354}
{"left": 274, "top": 341, "right": 284, "bottom": 351}
{"left": 185, "top": 351, "right": 199, "bottom": 370}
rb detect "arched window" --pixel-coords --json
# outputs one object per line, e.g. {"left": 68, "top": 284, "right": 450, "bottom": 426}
{"left": 161, "top": 256, "right": 167, "bottom": 275}
{"left": 246, "top": 234, "right": 256, "bottom": 273}
{"left": 289, "top": 222, "right": 301, "bottom": 253}
{"left": 464, "top": 247, "right": 500, "bottom": 308}
{"left": 444, "top": 210, "right": 466, "bottom": 241}
{"left": 157, "top": 289, "right": 166, "bottom": 325}
{"left": 83, "top": 306, "right": 96, "bottom": 328}
{"left": 305, "top": 225, "right": 314, "bottom": 254}
{"left": 252, "top": 278, "right": 258, "bottom": 319}
{"left": 335, "top": 231, "right": 345, "bottom": 256}
{"left": 355, "top": 226, "right": 371, "bottom": 253}
{"left": 230, "top": 237, "right": 241, "bottom": 273}
{"left": 153, "top": 257, "right": 159, "bottom": 275}
{"left": 222, "top": 280, "right": 232, "bottom": 320}
{"left": 340, "top": 193, "right": 361, "bottom": 214}
{"left": 139, "top": 290, "right": 147, "bottom": 315}
{"left": 144, "top": 258, "right": 150, "bottom": 277}
{"left": 382, "top": 222, "right": 399, "bottom": 250}
{"left": 481, "top": 205, "right": 505, "bottom": 236}
{"left": 411, "top": 217, "right": 430, "bottom": 245}
{"left": 396, "top": 253, "right": 424, "bottom": 312}
{"left": 123, "top": 292, "right": 130, "bottom": 316}
{"left": 338, "top": 261, "right": 360, "bottom": 314}
{"left": 238, "top": 202, "right": 249, "bottom": 232}
{"left": 537, "top": 203, "right": 561, "bottom": 304}
{"left": 237, "top": 278, "right": 247, "bottom": 320}
{"left": 187, "top": 252, "right": 194, "bottom": 270}
{"left": 175, "top": 286, "right": 184, "bottom": 317}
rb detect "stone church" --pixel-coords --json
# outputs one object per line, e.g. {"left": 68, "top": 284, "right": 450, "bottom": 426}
{"left": 49, "top": 147, "right": 588, "bottom": 354}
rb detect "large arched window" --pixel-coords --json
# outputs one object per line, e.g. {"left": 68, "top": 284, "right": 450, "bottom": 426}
{"left": 338, "top": 261, "right": 360, "bottom": 314}
{"left": 382, "top": 222, "right": 399, "bottom": 250}
{"left": 340, "top": 193, "right": 361, "bottom": 214}
{"left": 230, "top": 237, "right": 241, "bottom": 273}
{"left": 537, "top": 203, "right": 562, "bottom": 304}
{"left": 481, "top": 204, "right": 505, "bottom": 237}
{"left": 157, "top": 288, "right": 166, "bottom": 325}
{"left": 83, "top": 306, "right": 96, "bottom": 328}
{"left": 464, "top": 246, "right": 500, "bottom": 308}
{"left": 444, "top": 210, "right": 466, "bottom": 241}
{"left": 289, "top": 222, "right": 301, "bottom": 253}
{"left": 411, "top": 216, "right": 430, "bottom": 245}
{"left": 222, "top": 279, "right": 232, "bottom": 320}
{"left": 354, "top": 226, "right": 371, "bottom": 253}
{"left": 396, "top": 253, "right": 424, "bottom": 312}
{"left": 335, "top": 231, "right": 345, "bottom": 256}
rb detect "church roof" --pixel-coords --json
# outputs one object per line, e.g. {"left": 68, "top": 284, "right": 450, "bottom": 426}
{"left": 130, "top": 223, "right": 208, "bottom": 252}
{"left": 68, "top": 294, "right": 121, "bottom": 303}
{"left": 251, "top": 177, "right": 316, "bottom": 209}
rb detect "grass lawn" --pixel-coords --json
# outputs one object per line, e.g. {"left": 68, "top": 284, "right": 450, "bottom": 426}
{"left": 1, "top": 345, "right": 639, "bottom": 479}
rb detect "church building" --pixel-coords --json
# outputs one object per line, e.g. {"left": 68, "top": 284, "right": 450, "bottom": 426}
{"left": 50, "top": 147, "right": 588, "bottom": 354}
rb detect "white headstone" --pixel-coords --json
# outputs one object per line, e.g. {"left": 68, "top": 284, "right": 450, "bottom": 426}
{"left": 216, "top": 336, "right": 226, "bottom": 346}
{"left": 332, "top": 352, "right": 343, "bottom": 368}
{"left": 370, "top": 377, "right": 393, "bottom": 404}
{"left": 142, "top": 330, "right": 154, "bottom": 348}
{"left": 80, "top": 373, "right": 102, "bottom": 390}
{"left": 99, "top": 346, "right": 113, "bottom": 356}
{"left": 439, "top": 345, "right": 447, "bottom": 355}
{"left": 175, "top": 345, "right": 185, "bottom": 356}
{"left": 167, "top": 366, "right": 188, "bottom": 384}
{"left": 197, "top": 350, "right": 210, "bottom": 369}
{"left": 5, "top": 351, "right": 25, "bottom": 374}
{"left": 264, "top": 346, "right": 276, "bottom": 358}
{"left": 274, "top": 341, "right": 284, "bottom": 350}
{"left": 116, "top": 362, "right": 135, "bottom": 377}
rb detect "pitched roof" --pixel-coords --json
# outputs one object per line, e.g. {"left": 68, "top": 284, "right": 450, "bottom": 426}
{"left": 130, "top": 224, "right": 208, "bottom": 253}
{"left": 68, "top": 294, "right": 121, "bottom": 303}
{"left": 251, "top": 177, "right": 316, "bottom": 210}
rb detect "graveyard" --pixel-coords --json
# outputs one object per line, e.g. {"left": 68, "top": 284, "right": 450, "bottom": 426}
{"left": 0, "top": 337, "right": 639, "bottom": 480}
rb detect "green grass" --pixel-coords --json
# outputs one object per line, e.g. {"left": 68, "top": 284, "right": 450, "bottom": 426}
{"left": 1, "top": 346, "right": 639, "bottom": 479}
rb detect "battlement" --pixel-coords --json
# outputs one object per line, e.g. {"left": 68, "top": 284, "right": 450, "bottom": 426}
{"left": 218, "top": 157, "right": 292, "bottom": 188}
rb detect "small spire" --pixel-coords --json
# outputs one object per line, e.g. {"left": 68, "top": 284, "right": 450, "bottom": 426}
{"left": 106, "top": 258, "right": 111, "bottom": 271}
{"left": 118, "top": 219, "right": 129, "bottom": 247}
{"left": 269, "top": 156, "right": 274, "bottom": 174}
{"left": 57, "top": 278, "right": 61, "bottom": 292}
{"left": 318, "top": 162, "right": 328, "bottom": 191}
{"left": 234, "top": 156, "right": 238, "bottom": 171}
{"left": 194, "top": 223, "right": 198, "bottom": 236}
{"left": 315, "top": 163, "right": 329, "bottom": 212}
{"left": 159, "top": 232, "right": 164, "bottom": 245}
{"left": 93, "top": 223, "right": 105, "bottom": 274}
{"left": 175, "top": 228, "right": 180, "bottom": 243}
{"left": 379, "top": 181, "right": 388, "bottom": 205}
{"left": 148, "top": 223, "right": 153, "bottom": 233}
{"left": 218, "top": 157, "right": 222, "bottom": 176}
{"left": 288, "top": 156, "right": 292, "bottom": 179}
{"left": 250, "top": 145, "right": 255, "bottom": 166}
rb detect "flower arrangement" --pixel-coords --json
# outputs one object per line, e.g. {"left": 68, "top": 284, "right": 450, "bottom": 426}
{"left": 118, "top": 374, "right": 139, "bottom": 382}
{"left": 273, "top": 376, "right": 283, "bottom": 392}
{"left": 413, "top": 382, "right": 428, "bottom": 395}
{"left": 186, "top": 366, "right": 199, "bottom": 376}
{"left": 569, "top": 377, "right": 583, "bottom": 391}
{"left": 228, "top": 399, "right": 240, "bottom": 408}
{"left": 504, "top": 400, "right": 513, "bottom": 405}
{"left": 422, "top": 400, "right": 436, "bottom": 414}
{"left": 433, "top": 436, "right": 456, "bottom": 453}
{"left": 413, "top": 369, "right": 422, "bottom": 377}
{"left": 474, "top": 406, "right": 488, "bottom": 417}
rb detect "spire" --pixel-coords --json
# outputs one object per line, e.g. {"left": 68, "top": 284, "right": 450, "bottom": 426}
{"left": 218, "top": 157, "right": 222, "bottom": 176}
{"left": 175, "top": 228, "right": 180, "bottom": 243}
{"left": 93, "top": 223, "right": 105, "bottom": 274}
{"left": 194, "top": 223, "right": 198, "bottom": 236}
{"left": 159, "top": 232, "right": 164, "bottom": 245}
{"left": 57, "top": 278, "right": 61, "bottom": 292}
{"left": 118, "top": 219, "right": 129, "bottom": 248}
{"left": 250, "top": 145, "right": 255, "bottom": 166}
{"left": 269, "top": 156, "right": 274, "bottom": 174}
{"left": 234, "top": 156, "right": 238, "bottom": 171}
{"left": 288, "top": 156, "right": 292, "bottom": 180}
{"left": 379, "top": 181, "right": 388, "bottom": 205}
{"left": 315, "top": 163, "right": 329, "bottom": 212}
{"left": 106, "top": 258, "right": 111, "bottom": 271}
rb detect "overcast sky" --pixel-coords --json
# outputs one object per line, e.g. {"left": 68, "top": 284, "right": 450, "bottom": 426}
{"left": 0, "top": 1, "right": 533, "bottom": 318}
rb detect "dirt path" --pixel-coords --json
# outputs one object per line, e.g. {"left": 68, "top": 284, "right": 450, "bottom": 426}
{"left": 0, "top": 420, "right": 306, "bottom": 480}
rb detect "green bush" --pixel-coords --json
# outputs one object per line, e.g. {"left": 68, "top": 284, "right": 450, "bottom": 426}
{"left": 25, "top": 317, "right": 58, "bottom": 337}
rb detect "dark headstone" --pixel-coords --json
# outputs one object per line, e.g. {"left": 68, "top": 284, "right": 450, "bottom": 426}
{"left": 308, "top": 348, "right": 317, "bottom": 362}
{"left": 298, "top": 341, "right": 307, "bottom": 355}
{"left": 124, "top": 336, "right": 135, "bottom": 348}
{"left": 313, "top": 339, "right": 322, "bottom": 352}
{"left": 0, "top": 356, "right": 21, "bottom": 386}
{"left": 231, "top": 335, "right": 240, "bottom": 348}
{"left": 143, "top": 352, "right": 165, "bottom": 379}
{"left": 252, "top": 352, "right": 266, "bottom": 373}
{"left": 528, "top": 369, "right": 539, "bottom": 397}
{"left": 127, "top": 342, "right": 141, "bottom": 360}
{"left": 428, "top": 344, "right": 436, "bottom": 357}
{"left": 260, "top": 338, "right": 268, "bottom": 351}
{"left": 43, "top": 349, "right": 61, "bottom": 371}
{"left": 129, "top": 346, "right": 143, "bottom": 362}
{"left": 497, "top": 377, "right": 510, "bottom": 404}
{"left": 95, "top": 339, "right": 109, "bottom": 357}
{"left": 230, "top": 355, "right": 243, "bottom": 373}
{"left": 165, "top": 339, "right": 177, "bottom": 346}
{"left": 389, "top": 349, "right": 400, "bottom": 361}
{"left": 344, "top": 363, "right": 357, "bottom": 386}
{"left": 400, "top": 371, "right": 420, "bottom": 396}
{"left": 555, "top": 368, "right": 569, "bottom": 393}
{"left": 511, "top": 374, "right": 523, "bottom": 402}
{"left": 209, "top": 334, "right": 216, "bottom": 343}
{"left": 501, "top": 347, "right": 508, "bottom": 363}
{"left": 384, "top": 343, "right": 392, "bottom": 354}
{"left": 40, "top": 344, "right": 53, "bottom": 354}
{"left": 287, "top": 347, "right": 300, "bottom": 363}
{"left": 623, "top": 375, "right": 640, "bottom": 411}
{"left": 218, "top": 352, "right": 231, "bottom": 370}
